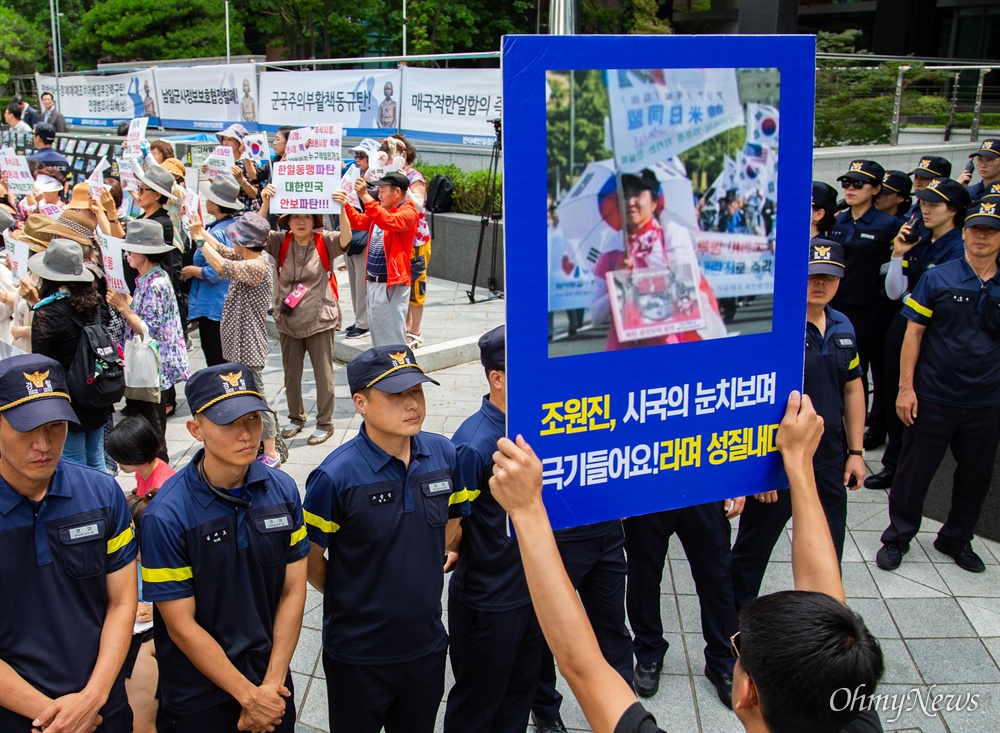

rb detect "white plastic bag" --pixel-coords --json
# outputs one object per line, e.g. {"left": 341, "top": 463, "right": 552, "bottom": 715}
{"left": 123, "top": 323, "right": 161, "bottom": 403}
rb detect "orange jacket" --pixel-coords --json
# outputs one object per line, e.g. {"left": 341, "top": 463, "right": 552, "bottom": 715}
{"left": 344, "top": 198, "right": 418, "bottom": 288}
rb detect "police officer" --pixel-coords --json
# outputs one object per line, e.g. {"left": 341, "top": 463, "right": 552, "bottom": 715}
{"left": 865, "top": 179, "right": 969, "bottom": 490}
{"left": 875, "top": 171, "right": 912, "bottom": 225}
{"left": 732, "top": 240, "right": 866, "bottom": 607}
{"left": 877, "top": 199, "right": 1000, "bottom": 574}
{"left": 140, "top": 363, "right": 309, "bottom": 732}
{"left": 828, "top": 159, "right": 901, "bottom": 440}
{"left": 959, "top": 139, "right": 1000, "bottom": 203}
{"left": 890, "top": 155, "right": 953, "bottom": 258}
{"left": 0, "top": 354, "right": 138, "bottom": 733}
{"left": 303, "top": 345, "right": 470, "bottom": 733}
{"left": 811, "top": 181, "right": 838, "bottom": 239}
{"left": 530, "top": 527, "right": 633, "bottom": 732}
{"left": 624, "top": 496, "right": 744, "bottom": 708}
{"left": 444, "top": 326, "right": 546, "bottom": 733}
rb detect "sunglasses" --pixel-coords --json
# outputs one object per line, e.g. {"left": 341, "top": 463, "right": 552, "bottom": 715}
{"left": 840, "top": 179, "right": 867, "bottom": 190}
{"left": 138, "top": 185, "right": 153, "bottom": 193}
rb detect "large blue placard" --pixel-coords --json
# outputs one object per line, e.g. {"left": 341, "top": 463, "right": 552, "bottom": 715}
{"left": 502, "top": 35, "right": 815, "bottom": 530}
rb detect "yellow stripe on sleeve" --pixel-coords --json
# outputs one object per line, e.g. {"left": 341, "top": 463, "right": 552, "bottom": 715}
{"left": 303, "top": 510, "right": 340, "bottom": 534}
{"left": 849, "top": 355, "right": 860, "bottom": 371}
{"left": 107, "top": 527, "right": 135, "bottom": 554}
{"left": 141, "top": 566, "right": 193, "bottom": 583}
{"left": 466, "top": 489, "right": 481, "bottom": 503}
{"left": 905, "top": 296, "right": 933, "bottom": 318}
{"left": 290, "top": 525, "right": 307, "bottom": 546}
{"left": 448, "top": 489, "right": 472, "bottom": 505}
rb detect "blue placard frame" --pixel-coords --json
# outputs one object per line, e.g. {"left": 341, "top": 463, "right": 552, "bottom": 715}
{"left": 501, "top": 34, "right": 815, "bottom": 530}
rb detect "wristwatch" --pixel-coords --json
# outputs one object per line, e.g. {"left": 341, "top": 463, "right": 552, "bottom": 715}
{"left": 194, "top": 237, "right": 205, "bottom": 249}
{"left": 848, "top": 449, "right": 864, "bottom": 456}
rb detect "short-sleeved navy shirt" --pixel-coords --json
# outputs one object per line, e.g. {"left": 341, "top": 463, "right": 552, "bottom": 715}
{"left": 829, "top": 204, "right": 901, "bottom": 306}
{"left": 0, "top": 460, "right": 136, "bottom": 726}
{"left": 900, "top": 227, "right": 964, "bottom": 293}
{"left": 303, "top": 425, "right": 470, "bottom": 664}
{"left": 805, "top": 307, "right": 863, "bottom": 469}
{"left": 902, "top": 258, "right": 1000, "bottom": 406}
{"left": 26, "top": 146, "right": 70, "bottom": 178}
{"left": 449, "top": 396, "right": 531, "bottom": 612}
{"left": 140, "top": 451, "right": 309, "bottom": 713}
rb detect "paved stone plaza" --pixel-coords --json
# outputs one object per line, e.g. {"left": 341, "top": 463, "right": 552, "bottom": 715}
{"left": 139, "top": 275, "right": 998, "bottom": 733}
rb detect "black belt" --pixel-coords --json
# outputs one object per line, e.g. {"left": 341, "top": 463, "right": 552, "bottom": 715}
{"left": 366, "top": 274, "right": 388, "bottom": 283}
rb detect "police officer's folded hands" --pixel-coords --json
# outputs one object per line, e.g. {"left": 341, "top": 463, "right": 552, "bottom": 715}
{"left": 236, "top": 683, "right": 289, "bottom": 732}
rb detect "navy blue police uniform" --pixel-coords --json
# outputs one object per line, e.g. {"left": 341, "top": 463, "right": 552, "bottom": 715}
{"left": 967, "top": 139, "right": 1000, "bottom": 204}
{"left": 303, "top": 345, "right": 470, "bottom": 733}
{"left": 531, "top": 520, "right": 634, "bottom": 727}
{"left": 828, "top": 160, "right": 901, "bottom": 412}
{"left": 625, "top": 501, "right": 740, "bottom": 703}
{"left": 0, "top": 355, "right": 137, "bottom": 733}
{"left": 880, "top": 213, "right": 1000, "bottom": 561}
{"left": 902, "top": 155, "right": 953, "bottom": 243}
{"left": 444, "top": 327, "right": 547, "bottom": 733}
{"left": 874, "top": 180, "right": 971, "bottom": 485}
{"left": 26, "top": 129, "right": 70, "bottom": 179}
{"left": 140, "top": 364, "right": 309, "bottom": 732}
{"left": 732, "top": 306, "right": 862, "bottom": 605}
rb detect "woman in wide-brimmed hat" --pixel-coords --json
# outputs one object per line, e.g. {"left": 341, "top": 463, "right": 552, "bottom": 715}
{"left": 106, "top": 219, "right": 190, "bottom": 462}
{"left": 28, "top": 238, "right": 114, "bottom": 470}
{"left": 5, "top": 214, "right": 57, "bottom": 351}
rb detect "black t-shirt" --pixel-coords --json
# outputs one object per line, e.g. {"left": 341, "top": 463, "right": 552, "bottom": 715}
{"left": 614, "top": 702, "right": 665, "bottom": 733}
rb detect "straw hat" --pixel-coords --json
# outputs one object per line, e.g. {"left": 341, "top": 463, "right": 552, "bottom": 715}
{"left": 11, "top": 214, "right": 57, "bottom": 253}
{"left": 38, "top": 209, "right": 95, "bottom": 247}
{"left": 161, "top": 158, "right": 186, "bottom": 179}
{"left": 277, "top": 212, "right": 324, "bottom": 230}
{"left": 64, "top": 183, "right": 91, "bottom": 211}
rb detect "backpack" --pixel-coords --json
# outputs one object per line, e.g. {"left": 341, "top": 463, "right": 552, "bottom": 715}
{"left": 67, "top": 308, "right": 126, "bottom": 409}
{"left": 278, "top": 231, "right": 340, "bottom": 301}
{"left": 426, "top": 175, "right": 454, "bottom": 213}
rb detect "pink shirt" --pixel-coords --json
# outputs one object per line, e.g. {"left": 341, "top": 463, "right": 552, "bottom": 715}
{"left": 136, "top": 459, "right": 176, "bottom": 497}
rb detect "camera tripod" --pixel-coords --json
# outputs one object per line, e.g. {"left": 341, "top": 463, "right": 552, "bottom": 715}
{"left": 467, "top": 120, "right": 504, "bottom": 304}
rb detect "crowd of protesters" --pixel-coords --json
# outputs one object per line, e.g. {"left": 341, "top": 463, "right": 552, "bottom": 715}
{"left": 0, "top": 97, "right": 996, "bottom": 733}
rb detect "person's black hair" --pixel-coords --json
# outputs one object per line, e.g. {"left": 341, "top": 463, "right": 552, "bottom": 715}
{"left": 891, "top": 195, "right": 912, "bottom": 218}
{"left": 41, "top": 92, "right": 53, "bottom": 101}
{"left": 739, "top": 591, "right": 884, "bottom": 733}
{"left": 127, "top": 487, "right": 158, "bottom": 545}
{"left": 116, "top": 121, "right": 130, "bottom": 136}
{"left": 276, "top": 125, "right": 294, "bottom": 141}
{"left": 37, "top": 277, "right": 101, "bottom": 315}
{"left": 104, "top": 177, "right": 123, "bottom": 208}
{"left": 107, "top": 415, "right": 162, "bottom": 466}
{"left": 140, "top": 248, "right": 173, "bottom": 265}
{"left": 813, "top": 206, "right": 836, "bottom": 234}
{"left": 5, "top": 102, "right": 22, "bottom": 121}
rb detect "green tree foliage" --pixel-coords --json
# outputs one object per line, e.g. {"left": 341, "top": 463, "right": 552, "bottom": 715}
{"left": 0, "top": 4, "right": 48, "bottom": 84}
{"left": 815, "top": 29, "right": 949, "bottom": 147}
{"left": 580, "top": 0, "right": 671, "bottom": 35}
{"left": 67, "top": 0, "right": 246, "bottom": 67}
{"left": 546, "top": 70, "right": 612, "bottom": 197}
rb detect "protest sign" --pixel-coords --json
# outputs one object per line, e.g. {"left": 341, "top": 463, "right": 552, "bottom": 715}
{"left": 283, "top": 127, "right": 314, "bottom": 161}
{"left": 258, "top": 69, "right": 400, "bottom": 136}
{"left": 118, "top": 159, "right": 139, "bottom": 194}
{"left": 503, "top": 34, "right": 815, "bottom": 529}
{"left": 123, "top": 117, "right": 148, "bottom": 159}
{"left": 400, "top": 67, "right": 502, "bottom": 146}
{"left": 153, "top": 63, "right": 258, "bottom": 130}
{"left": 242, "top": 133, "right": 271, "bottom": 163}
{"left": 606, "top": 67, "right": 745, "bottom": 173}
{"left": 340, "top": 164, "right": 362, "bottom": 209}
{"left": 96, "top": 231, "right": 130, "bottom": 294}
{"left": 270, "top": 161, "right": 341, "bottom": 215}
{"left": 694, "top": 233, "right": 775, "bottom": 298}
{"left": 88, "top": 158, "right": 111, "bottom": 200}
{"left": 3, "top": 230, "right": 29, "bottom": 281}
{"left": 35, "top": 70, "right": 159, "bottom": 127}
{"left": 0, "top": 152, "right": 35, "bottom": 196}
{"left": 182, "top": 187, "right": 200, "bottom": 226}
{"left": 205, "top": 146, "right": 235, "bottom": 179}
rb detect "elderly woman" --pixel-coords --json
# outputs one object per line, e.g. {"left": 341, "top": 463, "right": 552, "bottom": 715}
{"left": 29, "top": 238, "right": 114, "bottom": 470}
{"left": 107, "top": 219, "right": 190, "bottom": 462}
{"left": 259, "top": 185, "right": 350, "bottom": 445}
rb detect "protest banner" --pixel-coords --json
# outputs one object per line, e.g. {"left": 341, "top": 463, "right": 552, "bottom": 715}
{"left": 182, "top": 187, "right": 200, "bottom": 226}
{"left": 96, "top": 231, "right": 130, "bottom": 294}
{"left": 35, "top": 70, "right": 159, "bottom": 127}
{"left": 340, "top": 164, "right": 362, "bottom": 209}
{"left": 3, "top": 230, "right": 29, "bottom": 281}
{"left": 0, "top": 152, "right": 35, "bottom": 196}
{"left": 153, "top": 63, "right": 258, "bottom": 130}
{"left": 88, "top": 158, "right": 111, "bottom": 201}
{"left": 606, "top": 67, "right": 745, "bottom": 173}
{"left": 400, "top": 67, "right": 502, "bottom": 146}
{"left": 694, "top": 232, "right": 775, "bottom": 298}
{"left": 258, "top": 69, "right": 400, "bottom": 136}
{"left": 504, "top": 34, "right": 815, "bottom": 529}
{"left": 205, "top": 146, "right": 235, "bottom": 179}
{"left": 270, "top": 161, "right": 341, "bottom": 215}
{"left": 123, "top": 117, "right": 148, "bottom": 159}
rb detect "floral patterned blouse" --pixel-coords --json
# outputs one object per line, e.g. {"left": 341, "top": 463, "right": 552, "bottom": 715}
{"left": 127, "top": 265, "right": 190, "bottom": 389}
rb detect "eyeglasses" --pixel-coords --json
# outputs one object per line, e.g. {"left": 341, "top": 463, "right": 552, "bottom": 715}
{"left": 840, "top": 179, "right": 867, "bottom": 190}
{"left": 138, "top": 185, "right": 152, "bottom": 193}
{"left": 730, "top": 631, "right": 742, "bottom": 660}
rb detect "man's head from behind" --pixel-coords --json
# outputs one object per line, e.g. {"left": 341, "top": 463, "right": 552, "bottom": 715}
{"left": 733, "top": 590, "right": 883, "bottom": 733}
{"left": 479, "top": 325, "right": 506, "bottom": 411}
